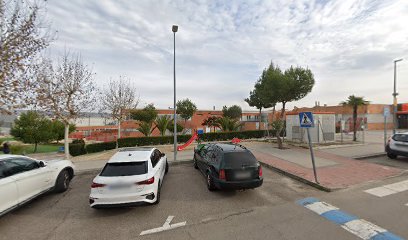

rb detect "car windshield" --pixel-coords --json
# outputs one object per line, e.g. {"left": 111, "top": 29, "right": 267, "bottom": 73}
{"left": 100, "top": 161, "right": 148, "bottom": 176}
{"left": 222, "top": 152, "right": 257, "bottom": 168}
{"left": 393, "top": 134, "right": 408, "bottom": 142}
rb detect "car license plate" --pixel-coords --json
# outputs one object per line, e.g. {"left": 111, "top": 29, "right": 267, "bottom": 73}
{"left": 235, "top": 171, "right": 251, "bottom": 180}
{"left": 108, "top": 184, "right": 131, "bottom": 190}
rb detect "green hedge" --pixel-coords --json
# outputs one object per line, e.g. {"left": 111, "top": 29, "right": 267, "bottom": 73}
{"left": 71, "top": 130, "right": 275, "bottom": 156}
{"left": 86, "top": 141, "right": 116, "bottom": 154}
{"left": 69, "top": 143, "right": 86, "bottom": 156}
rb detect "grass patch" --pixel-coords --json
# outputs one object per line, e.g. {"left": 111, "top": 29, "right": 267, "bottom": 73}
{"left": 1, "top": 144, "right": 63, "bottom": 155}
{"left": 0, "top": 137, "right": 15, "bottom": 143}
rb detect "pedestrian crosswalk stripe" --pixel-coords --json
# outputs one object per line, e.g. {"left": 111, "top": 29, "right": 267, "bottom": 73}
{"left": 297, "top": 198, "right": 404, "bottom": 240}
{"left": 364, "top": 180, "right": 408, "bottom": 197}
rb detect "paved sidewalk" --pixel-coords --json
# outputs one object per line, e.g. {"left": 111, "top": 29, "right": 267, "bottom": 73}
{"left": 243, "top": 142, "right": 404, "bottom": 191}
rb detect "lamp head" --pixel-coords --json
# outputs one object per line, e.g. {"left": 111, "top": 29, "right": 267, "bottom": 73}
{"left": 172, "top": 25, "right": 178, "bottom": 33}
{"left": 394, "top": 58, "right": 403, "bottom": 63}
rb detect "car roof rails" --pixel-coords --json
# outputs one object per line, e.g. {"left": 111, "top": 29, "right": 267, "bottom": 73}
{"left": 209, "top": 143, "right": 223, "bottom": 152}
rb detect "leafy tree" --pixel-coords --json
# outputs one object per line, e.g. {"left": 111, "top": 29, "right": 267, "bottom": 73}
{"left": 50, "top": 120, "right": 76, "bottom": 143}
{"left": 10, "top": 111, "right": 52, "bottom": 152}
{"left": 216, "top": 117, "right": 242, "bottom": 132}
{"left": 222, "top": 105, "right": 242, "bottom": 120}
{"left": 176, "top": 98, "right": 197, "bottom": 122}
{"left": 130, "top": 104, "right": 158, "bottom": 124}
{"left": 35, "top": 53, "right": 98, "bottom": 159}
{"left": 0, "top": 0, "right": 53, "bottom": 114}
{"left": 201, "top": 116, "right": 220, "bottom": 132}
{"left": 260, "top": 62, "right": 315, "bottom": 148}
{"left": 100, "top": 77, "right": 139, "bottom": 148}
{"left": 245, "top": 83, "right": 275, "bottom": 130}
{"left": 155, "top": 115, "right": 171, "bottom": 136}
{"left": 137, "top": 122, "right": 156, "bottom": 137}
{"left": 167, "top": 121, "right": 184, "bottom": 134}
{"left": 340, "top": 95, "right": 369, "bottom": 141}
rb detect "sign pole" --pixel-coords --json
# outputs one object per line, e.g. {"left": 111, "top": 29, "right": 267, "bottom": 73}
{"left": 299, "top": 112, "right": 319, "bottom": 184}
{"left": 306, "top": 128, "right": 318, "bottom": 183}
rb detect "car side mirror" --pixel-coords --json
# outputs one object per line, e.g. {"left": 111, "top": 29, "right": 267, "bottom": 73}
{"left": 39, "top": 161, "right": 46, "bottom": 167}
{"left": 160, "top": 153, "right": 165, "bottom": 158}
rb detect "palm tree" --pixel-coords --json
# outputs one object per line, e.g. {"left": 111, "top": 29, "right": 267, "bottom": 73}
{"left": 155, "top": 115, "right": 171, "bottom": 136}
{"left": 215, "top": 117, "right": 242, "bottom": 132}
{"left": 340, "top": 95, "right": 369, "bottom": 141}
{"left": 201, "top": 116, "right": 220, "bottom": 132}
{"left": 137, "top": 122, "right": 155, "bottom": 137}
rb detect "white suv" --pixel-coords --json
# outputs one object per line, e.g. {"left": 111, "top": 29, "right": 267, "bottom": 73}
{"left": 89, "top": 147, "right": 168, "bottom": 208}
{"left": 386, "top": 132, "right": 408, "bottom": 159}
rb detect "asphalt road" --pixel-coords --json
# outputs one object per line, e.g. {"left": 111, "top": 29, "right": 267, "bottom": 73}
{"left": 0, "top": 164, "right": 407, "bottom": 240}
{"left": 362, "top": 155, "right": 408, "bottom": 170}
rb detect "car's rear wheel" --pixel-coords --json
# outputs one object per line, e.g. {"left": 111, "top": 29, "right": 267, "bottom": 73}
{"left": 387, "top": 152, "right": 397, "bottom": 159}
{"left": 206, "top": 172, "right": 216, "bottom": 191}
{"left": 54, "top": 170, "right": 71, "bottom": 193}
{"left": 153, "top": 181, "right": 161, "bottom": 205}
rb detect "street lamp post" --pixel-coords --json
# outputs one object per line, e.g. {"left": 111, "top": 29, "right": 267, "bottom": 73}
{"left": 393, "top": 58, "right": 403, "bottom": 134}
{"left": 172, "top": 25, "right": 178, "bottom": 161}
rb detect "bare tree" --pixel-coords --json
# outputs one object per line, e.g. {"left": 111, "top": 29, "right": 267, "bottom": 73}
{"left": 36, "top": 53, "right": 97, "bottom": 159}
{"left": 100, "top": 77, "right": 139, "bottom": 148}
{"left": 0, "top": 0, "right": 52, "bottom": 113}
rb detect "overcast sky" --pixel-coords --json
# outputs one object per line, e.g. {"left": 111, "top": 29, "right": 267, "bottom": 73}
{"left": 45, "top": 0, "right": 408, "bottom": 111}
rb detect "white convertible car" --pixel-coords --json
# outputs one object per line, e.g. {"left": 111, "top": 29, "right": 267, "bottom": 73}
{"left": 0, "top": 155, "right": 75, "bottom": 216}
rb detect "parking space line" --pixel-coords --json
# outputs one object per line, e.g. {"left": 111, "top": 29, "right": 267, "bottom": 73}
{"left": 297, "top": 198, "right": 404, "bottom": 240}
{"left": 140, "top": 215, "right": 187, "bottom": 236}
{"left": 364, "top": 180, "right": 408, "bottom": 197}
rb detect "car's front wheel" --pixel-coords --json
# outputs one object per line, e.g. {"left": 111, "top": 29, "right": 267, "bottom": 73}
{"left": 387, "top": 152, "right": 397, "bottom": 159}
{"left": 165, "top": 161, "right": 169, "bottom": 174}
{"left": 54, "top": 170, "right": 71, "bottom": 193}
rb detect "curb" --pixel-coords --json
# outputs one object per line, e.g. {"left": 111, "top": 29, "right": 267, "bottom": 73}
{"left": 259, "top": 162, "right": 333, "bottom": 192}
{"left": 352, "top": 152, "right": 386, "bottom": 160}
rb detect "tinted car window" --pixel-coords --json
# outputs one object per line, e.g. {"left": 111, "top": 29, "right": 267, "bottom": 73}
{"left": 2, "top": 158, "right": 39, "bottom": 176}
{"left": 151, "top": 150, "right": 161, "bottom": 167}
{"left": 393, "top": 134, "right": 408, "bottom": 142}
{"left": 0, "top": 162, "right": 7, "bottom": 178}
{"left": 222, "top": 152, "right": 258, "bottom": 168}
{"left": 100, "top": 162, "right": 148, "bottom": 176}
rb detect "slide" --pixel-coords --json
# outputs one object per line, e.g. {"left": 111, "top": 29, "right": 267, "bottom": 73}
{"left": 177, "top": 132, "right": 198, "bottom": 151}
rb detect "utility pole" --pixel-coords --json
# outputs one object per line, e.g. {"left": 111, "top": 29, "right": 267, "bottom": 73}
{"left": 393, "top": 58, "right": 403, "bottom": 134}
{"left": 172, "top": 25, "right": 178, "bottom": 161}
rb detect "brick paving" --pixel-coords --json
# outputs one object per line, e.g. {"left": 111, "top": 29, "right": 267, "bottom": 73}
{"left": 252, "top": 146, "right": 403, "bottom": 190}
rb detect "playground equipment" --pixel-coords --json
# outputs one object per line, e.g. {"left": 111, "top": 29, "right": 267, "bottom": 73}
{"left": 177, "top": 132, "right": 198, "bottom": 151}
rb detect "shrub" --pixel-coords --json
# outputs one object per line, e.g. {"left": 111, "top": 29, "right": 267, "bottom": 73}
{"left": 86, "top": 142, "right": 116, "bottom": 154}
{"left": 72, "top": 139, "right": 85, "bottom": 144}
{"left": 10, "top": 144, "right": 28, "bottom": 154}
{"left": 69, "top": 143, "right": 86, "bottom": 156}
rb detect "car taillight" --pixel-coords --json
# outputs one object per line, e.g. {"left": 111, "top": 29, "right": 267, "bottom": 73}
{"left": 259, "top": 166, "right": 263, "bottom": 177}
{"left": 137, "top": 177, "right": 155, "bottom": 185}
{"left": 219, "top": 169, "right": 226, "bottom": 180}
{"left": 91, "top": 182, "right": 106, "bottom": 188}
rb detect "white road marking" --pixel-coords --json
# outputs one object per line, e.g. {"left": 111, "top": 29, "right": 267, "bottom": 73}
{"left": 305, "top": 201, "right": 339, "bottom": 215}
{"left": 140, "top": 216, "right": 187, "bottom": 236}
{"left": 364, "top": 180, "right": 408, "bottom": 197}
{"left": 405, "top": 203, "right": 408, "bottom": 206}
{"left": 342, "top": 219, "right": 387, "bottom": 240}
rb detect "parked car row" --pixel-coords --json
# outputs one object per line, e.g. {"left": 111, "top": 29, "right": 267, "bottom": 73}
{"left": 0, "top": 143, "right": 263, "bottom": 215}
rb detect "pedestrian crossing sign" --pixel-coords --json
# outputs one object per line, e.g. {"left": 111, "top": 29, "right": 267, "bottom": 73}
{"left": 299, "top": 112, "right": 314, "bottom": 128}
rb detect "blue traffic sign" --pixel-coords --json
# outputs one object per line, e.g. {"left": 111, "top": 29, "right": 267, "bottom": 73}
{"left": 299, "top": 112, "right": 314, "bottom": 128}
